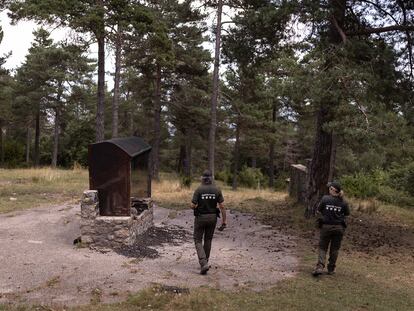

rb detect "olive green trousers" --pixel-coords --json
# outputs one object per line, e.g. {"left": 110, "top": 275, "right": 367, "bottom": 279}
{"left": 317, "top": 224, "right": 345, "bottom": 272}
{"left": 194, "top": 214, "right": 217, "bottom": 267}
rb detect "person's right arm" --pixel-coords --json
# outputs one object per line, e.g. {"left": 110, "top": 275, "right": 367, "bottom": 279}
{"left": 191, "top": 189, "right": 199, "bottom": 209}
{"left": 317, "top": 196, "right": 327, "bottom": 214}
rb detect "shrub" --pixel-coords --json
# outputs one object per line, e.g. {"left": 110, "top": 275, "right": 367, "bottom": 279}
{"left": 180, "top": 175, "right": 192, "bottom": 188}
{"left": 215, "top": 170, "right": 231, "bottom": 185}
{"left": 388, "top": 162, "right": 414, "bottom": 197}
{"left": 341, "top": 172, "right": 380, "bottom": 198}
{"left": 341, "top": 168, "right": 414, "bottom": 207}
{"left": 377, "top": 185, "right": 414, "bottom": 207}
{"left": 273, "top": 172, "right": 290, "bottom": 191}
{"left": 238, "top": 166, "right": 267, "bottom": 189}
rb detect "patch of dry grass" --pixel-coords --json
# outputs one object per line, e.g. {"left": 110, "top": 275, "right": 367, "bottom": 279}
{"left": 0, "top": 167, "right": 88, "bottom": 213}
{"left": 152, "top": 173, "right": 287, "bottom": 212}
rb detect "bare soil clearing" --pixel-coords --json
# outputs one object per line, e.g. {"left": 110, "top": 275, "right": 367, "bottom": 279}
{"left": 0, "top": 203, "right": 297, "bottom": 307}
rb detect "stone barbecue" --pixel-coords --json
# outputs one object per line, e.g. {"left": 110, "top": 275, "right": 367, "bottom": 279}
{"left": 80, "top": 136, "right": 153, "bottom": 249}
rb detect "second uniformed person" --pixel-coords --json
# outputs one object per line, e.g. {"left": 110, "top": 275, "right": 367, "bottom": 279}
{"left": 313, "top": 181, "right": 350, "bottom": 276}
{"left": 191, "top": 170, "right": 227, "bottom": 275}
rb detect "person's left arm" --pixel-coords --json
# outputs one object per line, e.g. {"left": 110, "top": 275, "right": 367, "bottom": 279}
{"left": 343, "top": 201, "right": 350, "bottom": 216}
{"left": 217, "top": 189, "right": 226, "bottom": 226}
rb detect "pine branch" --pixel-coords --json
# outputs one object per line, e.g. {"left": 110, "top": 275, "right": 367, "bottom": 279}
{"left": 358, "top": 0, "right": 401, "bottom": 26}
{"left": 331, "top": 15, "right": 347, "bottom": 43}
{"left": 347, "top": 25, "right": 414, "bottom": 36}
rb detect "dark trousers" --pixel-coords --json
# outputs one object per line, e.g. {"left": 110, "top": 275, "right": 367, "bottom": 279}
{"left": 317, "top": 224, "right": 345, "bottom": 271}
{"left": 194, "top": 214, "right": 217, "bottom": 267}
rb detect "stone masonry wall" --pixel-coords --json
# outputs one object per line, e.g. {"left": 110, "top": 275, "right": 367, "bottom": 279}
{"left": 80, "top": 190, "right": 153, "bottom": 249}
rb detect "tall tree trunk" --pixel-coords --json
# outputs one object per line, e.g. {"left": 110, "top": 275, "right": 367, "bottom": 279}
{"left": 208, "top": 0, "right": 223, "bottom": 178}
{"left": 328, "top": 133, "right": 337, "bottom": 181}
{"left": 34, "top": 108, "right": 40, "bottom": 167}
{"left": 177, "top": 145, "right": 185, "bottom": 174}
{"left": 125, "top": 90, "right": 134, "bottom": 135}
{"left": 51, "top": 107, "right": 60, "bottom": 168}
{"left": 112, "top": 26, "right": 122, "bottom": 138}
{"left": 184, "top": 128, "right": 192, "bottom": 179}
{"left": 0, "top": 121, "right": 4, "bottom": 166}
{"left": 251, "top": 157, "right": 256, "bottom": 168}
{"left": 95, "top": 3, "right": 106, "bottom": 142}
{"left": 129, "top": 110, "right": 134, "bottom": 135}
{"left": 306, "top": 0, "right": 346, "bottom": 217}
{"left": 232, "top": 118, "right": 240, "bottom": 190}
{"left": 52, "top": 86, "right": 63, "bottom": 168}
{"left": 26, "top": 126, "right": 31, "bottom": 165}
{"left": 151, "top": 63, "right": 162, "bottom": 180}
{"left": 268, "top": 103, "right": 277, "bottom": 188}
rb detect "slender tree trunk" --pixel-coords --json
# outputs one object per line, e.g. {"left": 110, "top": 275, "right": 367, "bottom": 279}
{"left": 306, "top": 0, "right": 346, "bottom": 216}
{"left": 268, "top": 143, "right": 275, "bottom": 187}
{"left": 0, "top": 121, "right": 4, "bottom": 166}
{"left": 26, "top": 126, "right": 31, "bottom": 164}
{"left": 177, "top": 145, "right": 185, "bottom": 174}
{"left": 208, "top": 0, "right": 223, "bottom": 178}
{"left": 129, "top": 110, "right": 134, "bottom": 135}
{"left": 184, "top": 129, "right": 192, "bottom": 179}
{"left": 125, "top": 90, "right": 134, "bottom": 135}
{"left": 268, "top": 102, "right": 277, "bottom": 188}
{"left": 328, "top": 133, "right": 337, "bottom": 181}
{"left": 52, "top": 107, "right": 60, "bottom": 168}
{"left": 52, "top": 86, "right": 63, "bottom": 168}
{"left": 112, "top": 26, "right": 122, "bottom": 138}
{"left": 34, "top": 108, "right": 40, "bottom": 167}
{"left": 151, "top": 63, "right": 162, "bottom": 180}
{"left": 251, "top": 157, "right": 256, "bottom": 168}
{"left": 95, "top": 3, "right": 106, "bottom": 142}
{"left": 232, "top": 118, "right": 240, "bottom": 190}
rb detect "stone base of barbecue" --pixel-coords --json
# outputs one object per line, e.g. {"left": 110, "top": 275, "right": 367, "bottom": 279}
{"left": 80, "top": 190, "right": 153, "bottom": 249}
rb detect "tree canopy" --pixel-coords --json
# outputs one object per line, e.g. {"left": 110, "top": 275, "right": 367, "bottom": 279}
{"left": 0, "top": 0, "right": 413, "bottom": 206}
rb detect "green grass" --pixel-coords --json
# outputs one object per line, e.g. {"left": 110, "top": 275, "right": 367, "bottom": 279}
{"left": 87, "top": 254, "right": 413, "bottom": 311}
{"left": 0, "top": 169, "right": 413, "bottom": 311}
{"left": 3, "top": 258, "right": 413, "bottom": 311}
{"left": 0, "top": 167, "right": 88, "bottom": 213}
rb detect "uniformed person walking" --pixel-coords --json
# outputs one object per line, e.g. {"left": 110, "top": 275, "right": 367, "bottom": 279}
{"left": 313, "top": 181, "right": 350, "bottom": 276}
{"left": 191, "top": 170, "right": 227, "bottom": 275}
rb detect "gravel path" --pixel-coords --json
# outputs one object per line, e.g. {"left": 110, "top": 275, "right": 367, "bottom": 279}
{"left": 0, "top": 203, "right": 297, "bottom": 307}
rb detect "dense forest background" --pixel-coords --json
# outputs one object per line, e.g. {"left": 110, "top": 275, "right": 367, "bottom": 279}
{"left": 0, "top": 0, "right": 413, "bottom": 207}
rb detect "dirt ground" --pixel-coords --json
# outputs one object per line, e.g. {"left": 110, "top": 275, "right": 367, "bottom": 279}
{"left": 0, "top": 203, "right": 298, "bottom": 307}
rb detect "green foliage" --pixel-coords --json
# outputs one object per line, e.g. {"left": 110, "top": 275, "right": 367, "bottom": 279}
{"left": 388, "top": 163, "right": 414, "bottom": 197}
{"left": 180, "top": 175, "right": 192, "bottom": 188}
{"left": 341, "top": 172, "right": 381, "bottom": 199}
{"left": 273, "top": 172, "right": 289, "bottom": 191}
{"left": 238, "top": 166, "right": 266, "bottom": 189}
{"left": 341, "top": 167, "right": 414, "bottom": 207}
{"left": 3, "top": 140, "right": 26, "bottom": 167}
{"left": 376, "top": 185, "right": 414, "bottom": 207}
{"left": 215, "top": 169, "right": 232, "bottom": 185}
{"left": 59, "top": 118, "right": 95, "bottom": 167}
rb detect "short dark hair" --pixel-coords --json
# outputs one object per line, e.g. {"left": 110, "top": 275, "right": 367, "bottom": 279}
{"left": 202, "top": 170, "right": 212, "bottom": 177}
{"left": 201, "top": 170, "right": 212, "bottom": 184}
{"left": 327, "top": 181, "right": 341, "bottom": 192}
